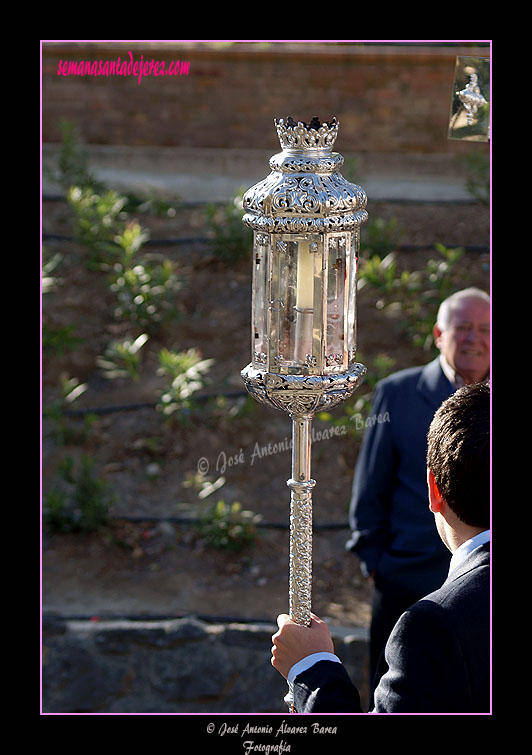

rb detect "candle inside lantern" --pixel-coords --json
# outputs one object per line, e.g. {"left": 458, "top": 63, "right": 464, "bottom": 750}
{"left": 294, "top": 241, "right": 315, "bottom": 364}
{"left": 296, "top": 241, "right": 314, "bottom": 309}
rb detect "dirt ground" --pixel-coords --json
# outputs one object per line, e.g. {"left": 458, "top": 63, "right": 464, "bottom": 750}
{"left": 41, "top": 194, "right": 490, "bottom": 630}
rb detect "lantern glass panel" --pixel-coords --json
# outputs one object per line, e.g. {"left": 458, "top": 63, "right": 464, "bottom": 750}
{"left": 346, "top": 229, "right": 359, "bottom": 365}
{"left": 252, "top": 232, "right": 270, "bottom": 369}
{"left": 269, "top": 234, "right": 323, "bottom": 374}
{"left": 326, "top": 234, "right": 347, "bottom": 372}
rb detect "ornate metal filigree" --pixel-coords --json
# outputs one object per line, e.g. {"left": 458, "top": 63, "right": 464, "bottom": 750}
{"left": 288, "top": 481, "right": 314, "bottom": 626}
{"left": 325, "top": 352, "right": 344, "bottom": 367}
{"left": 244, "top": 211, "right": 367, "bottom": 234}
{"left": 270, "top": 151, "right": 343, "bottom": 174}
{"left": 271, "top": 175, "right": 321, "bottom": 214}
{"left": 275, "top": 117, "right": 339, "bottom": 150}
{"left": 242, "top": 117, "right": 368, "bottom": 233}
{"left": 241, "top": 362, "right": 367, "bottom": 418}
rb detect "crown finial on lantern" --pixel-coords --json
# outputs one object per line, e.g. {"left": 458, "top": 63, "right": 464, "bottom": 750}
{"left": 275, "top": 116, "right": 339, "bottom": 150}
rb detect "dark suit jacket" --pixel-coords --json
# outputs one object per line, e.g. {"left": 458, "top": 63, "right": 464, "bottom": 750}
{"left": 346, "top": 357, "right": 454, "bottom": 597}
{"left": 293, "top": 543, "right": 490, "bottom": 714}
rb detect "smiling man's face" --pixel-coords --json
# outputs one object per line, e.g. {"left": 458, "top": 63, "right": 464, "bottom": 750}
{"left": 434, "top": 297, "right": 490, "bottom": 385}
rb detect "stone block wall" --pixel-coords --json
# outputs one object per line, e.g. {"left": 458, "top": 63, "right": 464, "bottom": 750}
{"left": 42, "top": 616, "right": 369, "bottom": 714}
{"left": 42, "top": 41, "right": 489, "bottom": 154}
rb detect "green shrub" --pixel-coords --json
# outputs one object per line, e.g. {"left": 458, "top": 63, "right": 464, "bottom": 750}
{"left": 361, "top": 216, "right": 403, "bottom": 257}
{"left": 50, "top": 120, "right": 106, "bottom": 193}
{"left": 196, "top": 500, "right": 260, "bottom": 552}
{"left": 67, "top": 186, "right": 128, "bottom": 268}
{"left": 156, "top": 348, "right": 214, "bottom": 421}
{"left": 43, "top": 375, "right": 90, "bottom": 446}
{"left": 110, "top": 258, "right": 180, "bottom": 331}
{"left": 204, "top": 190, "right": 252, "bottom": 262}
{"left": 44, "top": 456, "right": 114, "bottom": 534}
{"left": 97, "top": 333, "right": 149, "bottom": 382}
{"left": 358, "top": 243, "right": 467, "bottom": 352}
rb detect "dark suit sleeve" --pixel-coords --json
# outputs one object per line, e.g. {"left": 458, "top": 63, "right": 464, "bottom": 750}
{"left": 373, "top": 601, "right": 467, "bottom": 713}
{"left": 347, "top": 381, "right": 396, "bottom": 576}
{"left": 294, "top": 599, "right": 476, "bottom": 714}
{"left": 293, "top": 660, "right": 363, "bottom": 713}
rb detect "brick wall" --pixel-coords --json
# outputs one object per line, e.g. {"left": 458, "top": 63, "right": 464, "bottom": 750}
{"left": 42, "top": 41, "right": 489, "bottom": 154}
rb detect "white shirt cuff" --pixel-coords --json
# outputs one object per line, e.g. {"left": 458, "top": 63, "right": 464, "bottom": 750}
{"left": 287, "top": 652, "right": 342, "bottom": 684}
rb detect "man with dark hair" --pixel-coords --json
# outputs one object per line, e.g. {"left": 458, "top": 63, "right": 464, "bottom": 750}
{"left": 271, "top": 381, "right": 490, "bottom": 713}
{"left": 426, "top": 381, "right": 490, "bottom": 533}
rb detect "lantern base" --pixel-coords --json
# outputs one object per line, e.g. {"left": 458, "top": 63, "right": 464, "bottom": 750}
{"left": 240, "top": 362, "right": 366, "bottom": 418}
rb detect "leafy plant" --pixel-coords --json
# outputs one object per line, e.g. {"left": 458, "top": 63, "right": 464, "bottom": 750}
{"left": 183, "top": 470, "right": 226, "bottom": 500}
{"left": 361, "top": 216, "right": 403, "bottom": 257}
{"left": 89, "top": 220, "right": 151, "bottom": 272}
{"left": 205, "top": 392, "right": 257, "bottom": 427}
{"left": 110, "top": 257, "right": 180, "bottom": 331}
{"left": 97, "top": 333, "right": 149, "bottom": 382}
{"left": 43, "top": 374, "right": 90, "bottom": 445}
{"left": 42, "top": 250, "right": 63, "bottom": 294}
{"left": 42, "top": 324, "right": 82, "bottom": 356}
{"left": 358, "top": 251, "right": 398, "bottom": 301}
{"left": 156, "top": 348, "right": 214, "bottom": 420}
{"left": 121, "top": 194, "right": 181, "bottom": 218}
{"left": 67, "top": 185, "right": 180, "bottom": 331}
{"left": 358, "top": 243, "right": 467, "bottom": 352}
{"left": 112, "top": 222, "right": 150, "bottom": 267}
{"left": 42, "top": 251, "right": 83, "bottom": 354}
{"left": 396, "top": 244, "right": 465, "bottom": 351}
{"left": 48, "top": 120, "right": 106, "bottom": 193}
{"left": 50, "top": 120, "right": 182, "bottom": 215}
{"left": 196, "top": 500, "right": 260, "bottom": 552}
{"left": 43, "top": 455, "right": 114, "bottom": 534}
{"left": 67, "top": 185, "right": 129, "bottom": 267}
{"left": 204, "top": 189, "right": 252, "bottom": 262}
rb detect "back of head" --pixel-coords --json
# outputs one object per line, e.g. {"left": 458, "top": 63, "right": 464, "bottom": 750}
{"left": 427, "top": 382, "right": 490, "bottom": 529}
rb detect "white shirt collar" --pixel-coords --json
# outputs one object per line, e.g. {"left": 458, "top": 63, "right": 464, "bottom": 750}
{"left": 448, "top": 529, "right": 490, "bottom": 575}
{"left": 439, "top": 354, "right": 465, "bottom": 389}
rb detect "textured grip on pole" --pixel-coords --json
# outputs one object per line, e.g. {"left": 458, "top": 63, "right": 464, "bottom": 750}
{"left": 287, "top": 415, "right": 315, "bottom": 627}
{"left": 288, "top": 480, "right": 314, "bottom": 626}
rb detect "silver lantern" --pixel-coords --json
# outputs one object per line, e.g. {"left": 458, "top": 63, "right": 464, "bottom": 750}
{"left": 241, "top": 117, "right": 368, "bottom": 631}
